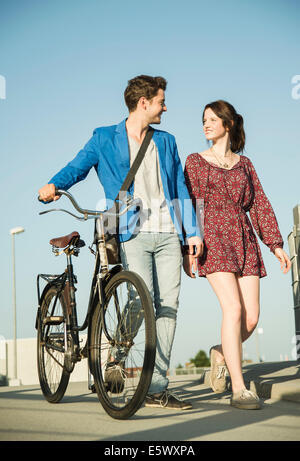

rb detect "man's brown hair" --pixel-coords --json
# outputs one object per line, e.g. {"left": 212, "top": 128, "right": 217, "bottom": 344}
{"left": 124, "top": 75, "right": 167, "bottom": 112}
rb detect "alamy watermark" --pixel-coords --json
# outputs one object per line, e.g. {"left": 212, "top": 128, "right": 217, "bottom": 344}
{"left": 95, "top": 195, "right": 205, "bottom": 243}
{"left": 0, "top": 75, "right": 6, "bottom": 100}
{"left": 291, "top": 75, "right": 300, "bottom": 100}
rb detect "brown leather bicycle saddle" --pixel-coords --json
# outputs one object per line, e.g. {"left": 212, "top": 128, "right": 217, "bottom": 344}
{"left": 50, "top": 231, "right": 80, "bottom": 248}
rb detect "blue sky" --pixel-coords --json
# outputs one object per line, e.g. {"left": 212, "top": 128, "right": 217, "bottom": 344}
{"left": 1, "top": 0, "right": 299, "bottom": 367}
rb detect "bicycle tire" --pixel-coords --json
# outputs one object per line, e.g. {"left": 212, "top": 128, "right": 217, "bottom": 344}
{"left": 89, "top": 270, "right": 156, "bottom": 419}
{"left": 37, "top": 284, "right": 70, "bottom": 403}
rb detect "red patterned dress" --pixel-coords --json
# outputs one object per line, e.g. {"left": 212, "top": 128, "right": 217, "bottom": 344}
{"left": 184, "top": 154, "right": 283, "bottom": 278}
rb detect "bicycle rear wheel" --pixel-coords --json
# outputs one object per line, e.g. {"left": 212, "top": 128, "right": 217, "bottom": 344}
{"left": 89, "top": 270, "right": 156, "bottom": 419}
{"left": 37, "top": 285, "right": 70, "bottom": 403}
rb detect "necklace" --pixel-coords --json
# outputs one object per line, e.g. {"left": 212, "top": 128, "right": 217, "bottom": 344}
{"left": 210, "top": 146, "right": 233, "bottom": 169}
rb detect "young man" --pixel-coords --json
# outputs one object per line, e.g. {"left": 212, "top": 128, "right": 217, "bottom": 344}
{"left": 38, "top": 75, "right": 203, "bottom": 410}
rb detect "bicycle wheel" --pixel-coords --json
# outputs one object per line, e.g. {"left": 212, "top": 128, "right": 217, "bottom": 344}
{"left": 89, "top": 270, "right": 156, "bottom": 419}
{"left": 37, "top": 284, "right": 70, "bottom": 403}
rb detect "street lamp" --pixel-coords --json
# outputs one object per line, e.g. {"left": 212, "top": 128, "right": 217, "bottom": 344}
{"left": 10, "top": 226, "right": 25, "bottom": 385}
{"left": 255, "top": 326, "right": 264, "bottom": 363}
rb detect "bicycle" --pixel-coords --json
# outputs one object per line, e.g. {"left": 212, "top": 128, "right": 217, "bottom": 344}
{"left": 36, "top": 189, "right": 156, "bottom": 419}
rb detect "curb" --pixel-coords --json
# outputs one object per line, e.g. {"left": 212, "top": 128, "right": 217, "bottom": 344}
{"left": 201, "top": 362, "right": 300, "bottom": 404}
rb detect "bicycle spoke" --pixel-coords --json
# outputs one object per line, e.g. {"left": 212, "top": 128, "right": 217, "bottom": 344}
{"left": 90, "top": 271, "right": 156, "bottom": 418}
{"left": 37, "top": 286, "right": 70, "bottom": 402}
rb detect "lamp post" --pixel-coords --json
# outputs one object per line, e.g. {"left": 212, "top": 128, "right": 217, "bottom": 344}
{"left": 288, "top": 205, "right": 300, "bottom": 362}
{"left": 10, "top": 226, "right": 24, "bottom": 385}
{"left": 255, "top": 327, "right": 264, "bottom": 363}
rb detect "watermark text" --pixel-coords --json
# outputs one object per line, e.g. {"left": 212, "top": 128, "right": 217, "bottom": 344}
{"left": 291, "top": 75, "right": 300, "bottom": 100}
{"left": 0, "top": 75, "right": 6, "bottom": 100}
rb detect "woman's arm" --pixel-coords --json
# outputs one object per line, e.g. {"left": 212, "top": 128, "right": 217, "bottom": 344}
{"left": 246, "top": 157, "right": 290, "bottom": 273}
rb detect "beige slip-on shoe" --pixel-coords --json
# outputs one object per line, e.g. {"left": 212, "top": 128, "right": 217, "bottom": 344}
{"left": 209, "top": 346, "right": 229, "bottom": 393}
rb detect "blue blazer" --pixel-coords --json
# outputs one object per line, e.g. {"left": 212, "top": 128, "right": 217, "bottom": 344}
{"left": 49, "top": 119, "right": 201, "bottom": 243}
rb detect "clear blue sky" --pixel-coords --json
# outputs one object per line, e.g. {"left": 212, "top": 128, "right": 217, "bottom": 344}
{"left": 1, "top": 0, "right": 299, "bottom": 367}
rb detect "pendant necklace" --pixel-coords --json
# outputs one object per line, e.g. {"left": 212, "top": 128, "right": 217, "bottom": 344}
{"left": 210, "top": 146, "right": 233, "bottom": 169}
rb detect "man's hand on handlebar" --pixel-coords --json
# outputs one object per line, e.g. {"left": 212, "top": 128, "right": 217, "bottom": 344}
{"left": 37, "top": 186, "right": 142, "bottom": 222}
{"left": 38, "top": 184, "right": 61, "bottom": 202}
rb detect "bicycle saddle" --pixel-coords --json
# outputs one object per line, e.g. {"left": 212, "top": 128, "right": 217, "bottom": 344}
{"left": 50, "top": 231, "right": 83, "bottom": 248}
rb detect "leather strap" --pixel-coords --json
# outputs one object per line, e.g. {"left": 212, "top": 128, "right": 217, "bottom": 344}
{"left": 115, "top": 127, "right": 154, "bottom": 201}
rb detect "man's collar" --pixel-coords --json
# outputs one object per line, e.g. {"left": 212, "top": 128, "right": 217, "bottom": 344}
{"left": 115, "top": 119, "right": 159, "bottom": 135}
{"left": 115, "top": 119, "right": 127, "bottom": 134}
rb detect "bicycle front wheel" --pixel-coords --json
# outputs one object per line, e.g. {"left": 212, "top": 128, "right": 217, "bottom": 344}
{"left": 89, "top": 270, "right": 156, "bottom": 419}
{"left": 37, "top": 285, "right": 70, "bottom": 403}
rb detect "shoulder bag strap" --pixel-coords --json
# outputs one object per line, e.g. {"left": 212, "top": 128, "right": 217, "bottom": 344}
{"left": 115, "top": 127, "right": 154, "bottom": 202}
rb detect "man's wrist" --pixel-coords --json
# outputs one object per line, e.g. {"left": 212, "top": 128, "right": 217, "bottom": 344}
{"left": 181, "top": 245, "right": 190, "bottom": 256}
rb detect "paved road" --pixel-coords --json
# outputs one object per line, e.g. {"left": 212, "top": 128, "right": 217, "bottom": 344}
{"left": 0, "top": 375, "right": 299, "bottom": 441}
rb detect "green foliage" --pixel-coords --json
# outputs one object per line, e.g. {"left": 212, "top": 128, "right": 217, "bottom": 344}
{"left": 190, "top": 350, "right": 210, "bottom": 367}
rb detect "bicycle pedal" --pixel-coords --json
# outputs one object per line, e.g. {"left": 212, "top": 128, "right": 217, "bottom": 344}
{"left": 43, "top": 316, "right": 64, "bottom": 325}
{"left": 89, "top": 384, "right": 97, "bottom": 393}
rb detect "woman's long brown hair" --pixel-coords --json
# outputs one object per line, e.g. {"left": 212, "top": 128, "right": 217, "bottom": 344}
{"left": 203, "top": 100, "right": 246, "bottom": 153}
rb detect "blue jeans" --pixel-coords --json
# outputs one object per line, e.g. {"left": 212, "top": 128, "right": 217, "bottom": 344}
{"left": 120, "top": 232, "right": 182, "bottom": 394}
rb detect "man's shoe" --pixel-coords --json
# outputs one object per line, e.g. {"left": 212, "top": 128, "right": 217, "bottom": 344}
{"left": 104, "top": 362, "right": 125, "bottom": 393}
{"left": 230, "top": 389, "right": 261, "bottom": 410}
{"left": 209, "top": 346, "right": 228, "bottom": 393}
{"left": 145, "top": 390, "right": 192, "bottom": 410}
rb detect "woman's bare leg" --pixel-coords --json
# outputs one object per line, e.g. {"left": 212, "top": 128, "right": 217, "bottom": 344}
{"left": 209, "top": 274, "right": 260, "bottom": 354}
{"left": 207, "top": 272, "right": 245, "bottom": 393}
{"left": 237, "top": 275, "right": 260, "bottom": 342}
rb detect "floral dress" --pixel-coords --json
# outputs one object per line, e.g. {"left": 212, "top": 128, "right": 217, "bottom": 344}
{"left": 184, "top": 154, "right": 283, "bottom": 278}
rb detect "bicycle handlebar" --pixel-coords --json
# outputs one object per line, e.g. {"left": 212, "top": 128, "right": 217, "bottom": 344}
{"left": 38, "top": 188, "right": 142, "bottom": 221}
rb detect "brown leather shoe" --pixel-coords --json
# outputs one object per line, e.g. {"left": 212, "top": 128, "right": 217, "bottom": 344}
{"left": 145, "top": 390, "right": 192, "bottom": 410}
{"left": 104, "top": 362, "right": 125, "bottom": 393}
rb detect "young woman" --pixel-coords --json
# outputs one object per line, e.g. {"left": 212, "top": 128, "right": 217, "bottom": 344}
{"left": 183, "top": 100, "right": 291, "bottom": 410}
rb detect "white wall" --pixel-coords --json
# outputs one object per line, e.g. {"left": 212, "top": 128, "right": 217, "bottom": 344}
{"left": 0, "top": 335, "right": 89, "bottom": 386}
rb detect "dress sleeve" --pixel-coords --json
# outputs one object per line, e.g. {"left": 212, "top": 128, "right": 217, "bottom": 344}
{"left": 183, "top": 154, "right": 204, "bottom": 243}
{"left": 172, "top": 145, "right": 203, "bottom": 240}
{"left": 184, "top": 154, "right": 200, "bottom": 209}
{"left": 246, "top": 158, "right": 283, "bottom": 253}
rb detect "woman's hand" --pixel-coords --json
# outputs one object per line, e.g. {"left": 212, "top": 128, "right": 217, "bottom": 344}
{"left": 274, "top": 248, "right": 291, "bottom": 274}
{"left": 186, "top": 236, "right": 204, "bottom": 258}
{"left": 183, "top": 254, "right": 198, "bottom": 278}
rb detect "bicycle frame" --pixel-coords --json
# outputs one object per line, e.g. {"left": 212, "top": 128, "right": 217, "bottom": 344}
{"left": 36, "top": 189, "right": 141, "bottom": 366}
{"left": 36, "top": 214, "right": 123, "bottom": 363}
